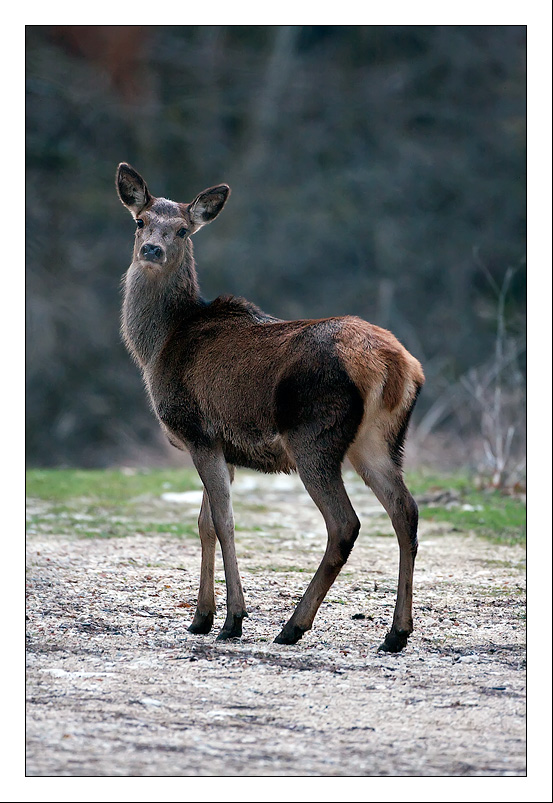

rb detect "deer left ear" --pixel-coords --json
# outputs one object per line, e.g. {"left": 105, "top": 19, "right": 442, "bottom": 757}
{"left": 189, "top": 184, "right": 230, "bottom": 229}
{"left": 116, "top": 163, "right": 152, "bottom": 215}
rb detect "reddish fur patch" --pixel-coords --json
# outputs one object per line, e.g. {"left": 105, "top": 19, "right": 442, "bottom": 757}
{"left": 382, "top": 349, "right": 408, "bottom": 411}
{"left": 333, "top": 320, "right": 386, "bottom": 399}
{"left": 334, "top": 318, "right": 424, "bottom": 413}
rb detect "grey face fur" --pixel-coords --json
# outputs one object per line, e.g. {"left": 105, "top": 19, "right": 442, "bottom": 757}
{"left": 116, "top": 163, "right": 230, "bottom": 274}
{"left": 133, "top": 199, "right": 190, "bottom": 271}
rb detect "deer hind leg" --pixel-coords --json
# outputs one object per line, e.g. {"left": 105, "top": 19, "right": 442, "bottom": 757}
{"left": 275, "top": 452, "right": 360, "bottom": 645}
{"left": 348, "top": 434, "right": 419, "bottom": 653}
{"left": 190, "top": 448, "right": 247, "bottom": 640}
{"left": 188, "top": 466, "right": 235, "bottom": 635}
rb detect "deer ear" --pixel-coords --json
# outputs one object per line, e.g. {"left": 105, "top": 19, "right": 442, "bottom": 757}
{"left": 189, "top": 184, "right": 230, "bottom": 229}
{"left": 116, "top": 163, "right": 152, "bottom": 214}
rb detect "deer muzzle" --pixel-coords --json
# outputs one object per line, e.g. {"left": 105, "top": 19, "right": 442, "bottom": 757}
{"left": 140, "top": 243, "right": 164, "bottom": 263}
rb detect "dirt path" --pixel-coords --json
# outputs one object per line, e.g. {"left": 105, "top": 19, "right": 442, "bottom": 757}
{"left": 26, "top": 472, "right": 526, "bottom": 776}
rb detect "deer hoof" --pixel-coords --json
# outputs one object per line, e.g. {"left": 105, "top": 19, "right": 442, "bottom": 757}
{"left": 215, "top": 613, "right": 246, "bottom": 640}
{"left": 188, "top": 611, "right": 214, "bottom": 635}
{"left": 274, "top": 623, "right": 306, "bottom": 645}
{"left": 378, "top": 627, "right": 411, "bottom": 653}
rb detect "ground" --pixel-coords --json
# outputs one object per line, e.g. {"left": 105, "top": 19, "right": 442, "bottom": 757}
{"left": 26, "top": 469, "right": 526, "bottom": 777}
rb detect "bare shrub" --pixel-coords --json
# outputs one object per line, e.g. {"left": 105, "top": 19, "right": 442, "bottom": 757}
{"left": 411, "top": 265, "right": 526, "bottom": 489}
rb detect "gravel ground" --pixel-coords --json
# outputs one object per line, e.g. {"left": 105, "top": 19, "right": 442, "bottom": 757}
{"left": 26, "top": 471, "right": 526, "bottom": 777}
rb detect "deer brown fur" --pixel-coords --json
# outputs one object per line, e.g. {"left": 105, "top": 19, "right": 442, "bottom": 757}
{"left": 116, "top": 162, "right": 424, "bottom": 651}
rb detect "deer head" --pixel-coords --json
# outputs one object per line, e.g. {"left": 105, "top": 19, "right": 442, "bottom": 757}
{"left": 116, "top": 163, "right": 230, "bottom": 272}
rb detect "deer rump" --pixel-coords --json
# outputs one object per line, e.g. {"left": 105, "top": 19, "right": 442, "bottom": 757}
{"left": 116, "top": 162, "right": 424, "bottom": 652}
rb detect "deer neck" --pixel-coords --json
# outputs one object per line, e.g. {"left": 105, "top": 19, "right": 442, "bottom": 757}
{"left": 121, "top": 241, "right": 201, "bottom": 368}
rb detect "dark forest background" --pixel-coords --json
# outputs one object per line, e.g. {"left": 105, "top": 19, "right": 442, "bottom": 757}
{"left": 26, "top": 25, "right": 526, "bottom": 483}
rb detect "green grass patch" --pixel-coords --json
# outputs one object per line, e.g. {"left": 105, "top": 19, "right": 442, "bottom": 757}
{"left": 26, "top": 468, "right": 200, "bottom": 503}
{"left": 414, "top": 487, "right": 526, "bottom": 544}
{"left": 26, "top": 467, "right": 526, "bottom": 545}
{"left": 26, "top": 468, "right": 203, "bottom": 542}
{"left": 26, "top": 509, "right": 199, "bottom": 540}
{"left": 349, "top": 468, "right": 525, "bottom": 543}
{"left": 404, "top": 468, "right": 474, "bottom": 496}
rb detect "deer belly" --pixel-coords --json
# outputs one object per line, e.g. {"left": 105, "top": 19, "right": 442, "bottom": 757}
{"left": 157, "top": 398, "right": 294, "bottom": 473}
{"left": 220, "top": 429, "right": 295, "bottom": 474}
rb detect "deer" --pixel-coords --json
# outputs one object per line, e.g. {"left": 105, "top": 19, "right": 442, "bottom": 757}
{"left": 116, "top": 163, "right": 425, "bottom": 652}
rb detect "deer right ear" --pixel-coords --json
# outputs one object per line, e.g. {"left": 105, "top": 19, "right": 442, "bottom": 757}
{"left": 116, "top": 163, "right": 152, "bottom": 214}
{"left": 188, "top": 184, "right": 230, "bottom": 230}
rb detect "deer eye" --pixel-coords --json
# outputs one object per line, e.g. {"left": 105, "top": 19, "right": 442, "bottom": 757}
{"left": 136, "top": 218, "right": 144, "bottom": 229}
{"left": 177, "top": 227, "right": 187, "bottom": 238}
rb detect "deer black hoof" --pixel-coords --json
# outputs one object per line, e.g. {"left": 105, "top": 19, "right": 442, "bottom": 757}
{"left": 274, "top": 623, "right": 306, "bottom": 645}
{"left": 215, "top": 612, "right": 247, "bottom": 641}
{"left": 378, "top": 627, "right": 411, "bottom": 653}
{"left": 188, "top": 611, "right": 214, "bottom": 635}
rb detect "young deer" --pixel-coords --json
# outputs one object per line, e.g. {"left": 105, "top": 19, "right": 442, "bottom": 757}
{"left": 116, "top": 163, "right": 424, "bottom": 652}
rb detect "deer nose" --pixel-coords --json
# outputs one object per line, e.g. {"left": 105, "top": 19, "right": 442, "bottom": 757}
{"left": 140, "top": 243, "right": 164, "bottom": 261}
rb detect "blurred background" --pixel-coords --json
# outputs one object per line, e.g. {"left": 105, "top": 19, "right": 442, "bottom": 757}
{"left": 26, "top": 25, "right": 526, "bottom": 485}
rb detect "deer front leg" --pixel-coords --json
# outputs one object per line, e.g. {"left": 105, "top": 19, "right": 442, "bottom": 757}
{"left": 188, "top": 466, "right": 236, "bottom": 635}
{"left": 188, "top": 489, "right": 217, "bottom": 634}
{"left": 190, "top": 448, "right": 247, "bottom": 640}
